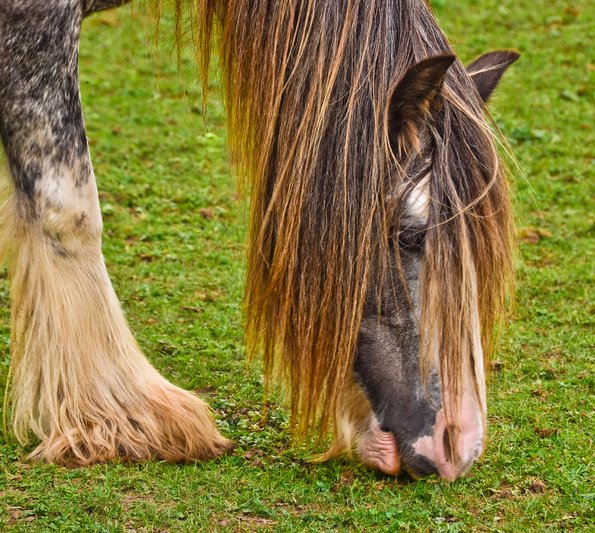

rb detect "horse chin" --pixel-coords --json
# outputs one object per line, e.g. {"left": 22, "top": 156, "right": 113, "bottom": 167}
{"left": 357, "top": 417, "right": 401, "bottom": 476}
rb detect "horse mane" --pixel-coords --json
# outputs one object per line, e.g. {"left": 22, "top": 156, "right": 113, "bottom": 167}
{"left": 166, "top": 0, "right": 514, "bottom": 439}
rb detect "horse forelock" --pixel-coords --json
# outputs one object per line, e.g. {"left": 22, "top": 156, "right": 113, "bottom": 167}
{"left": 421, "top": 74, "right": 513, "bottom": 423}
{"left": 169, "top": 0, "right": 513, "bottom": 440}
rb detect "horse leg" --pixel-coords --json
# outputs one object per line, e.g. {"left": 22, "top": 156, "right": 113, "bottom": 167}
{"left": 0, "top": 0, "right": 231, "bottom": 465}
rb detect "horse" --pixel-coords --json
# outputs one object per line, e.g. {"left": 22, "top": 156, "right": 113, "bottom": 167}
{"left": 0, "top": 0, "right": 518, "bottom": 480}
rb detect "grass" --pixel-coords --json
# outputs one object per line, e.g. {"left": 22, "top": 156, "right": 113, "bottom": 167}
{"left": 0, "top": 0, "right": 593, "bottom": 531}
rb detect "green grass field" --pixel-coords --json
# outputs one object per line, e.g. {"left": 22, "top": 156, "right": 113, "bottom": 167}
{"left": 1, "top": 1, "right": 593, "bottom": 531}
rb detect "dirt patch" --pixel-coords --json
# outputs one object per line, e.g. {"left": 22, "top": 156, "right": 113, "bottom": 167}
{"left": 5, "top": 506, "right": 36, "bottom": 527}
{"left": 199, "top": 208, "right": 215, "bottom": 219}
{"left": 533, "top": 427, "right": 559, "bottom": 438}
{"left": 518, "top": 227, "right": 552, "bottom": 244}
{"left": 525, "top": 479, "right": 548, "bottom": 495}
{"left": 121, "top": 493, "right": 157, "bottom": 514}
{"left": 215, "top": 515, "right": 277, "bottom": 531}
{"left": 491, "top": 480, "right": 515, "bottom": 500}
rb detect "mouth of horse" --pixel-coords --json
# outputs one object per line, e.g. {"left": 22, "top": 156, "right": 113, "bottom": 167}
{"left": 357, "top": 411, "right": 483, "bottom": 480}
{"left": 357, "top": 420, "right": 402, "bottom": 476}
{"left": 357, "top": 422, "right": 442, "bottom": 479}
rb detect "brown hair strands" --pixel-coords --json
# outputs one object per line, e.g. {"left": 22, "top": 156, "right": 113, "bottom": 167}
{"left": 162, "top": 0, "right": 514, "bottom": 442}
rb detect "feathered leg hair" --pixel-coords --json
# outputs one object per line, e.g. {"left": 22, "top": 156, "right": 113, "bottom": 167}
{"left": 0, "top": 178, "right": 231, "bottom": 465}
{"left": 0, "top": 0, "right": 231, "bottom": 465}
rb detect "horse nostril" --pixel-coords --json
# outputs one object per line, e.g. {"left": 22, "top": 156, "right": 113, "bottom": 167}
{"left": 442, "top": 425, "right": 456, "bottom": 464}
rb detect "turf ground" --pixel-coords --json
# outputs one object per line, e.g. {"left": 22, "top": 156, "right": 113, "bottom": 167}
{"left": 0, "top": 1, "right": 593, "bottom": 530}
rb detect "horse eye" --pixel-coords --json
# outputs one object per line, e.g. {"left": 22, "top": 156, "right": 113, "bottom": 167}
{"left": 398, "top": 228, "right": 426, "bottom": 250}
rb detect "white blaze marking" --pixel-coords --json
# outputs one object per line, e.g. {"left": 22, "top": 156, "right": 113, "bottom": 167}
{"left": 405, "top": 173, "right": 430, "bottom": 223}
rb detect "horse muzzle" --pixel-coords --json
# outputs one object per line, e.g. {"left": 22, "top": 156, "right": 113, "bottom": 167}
{"left": 357, "top": 390, "right": 484, "bottom": 481}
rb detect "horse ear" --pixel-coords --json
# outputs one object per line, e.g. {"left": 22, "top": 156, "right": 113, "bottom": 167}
{"left": 387, "top": 54, "right": 456, "bottom": 150}
{"left": 467, "top": 50, "right": 520, "bottom": 103}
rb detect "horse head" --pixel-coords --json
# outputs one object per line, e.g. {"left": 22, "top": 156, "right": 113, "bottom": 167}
{"left": 353, "top": 51, "right": 519, "bottom": 480}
